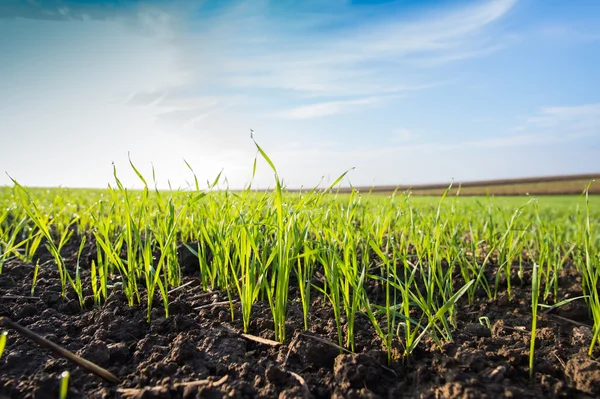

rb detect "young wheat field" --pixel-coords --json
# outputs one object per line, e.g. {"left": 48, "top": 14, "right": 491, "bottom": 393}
{"left": 0, "top": 153, "right": 599, "bottom": 398}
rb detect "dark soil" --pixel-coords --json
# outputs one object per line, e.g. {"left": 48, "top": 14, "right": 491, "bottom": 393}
{"left": 1, "top": 241, "right": 600, "bottom": 399}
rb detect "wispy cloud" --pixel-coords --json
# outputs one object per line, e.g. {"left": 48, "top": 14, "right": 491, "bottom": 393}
{"left": 334, "top": 0, "right": 518, "bottom": 63}
{"left": 515, "top": 103, "right": 600, "bottom": 139}
{"left": 130, "top": 0, "right": 517, "bottom": 125}
{"left": 276, "top": 96, "right": 381, "bottom": 119}
{"left": 421, "top": 103, "right": 599, "bottom": 151}
{"left": 52, "top": 0, "right": 517, "bottom": 133}
{"left": 129, "top": 91, "right": 224, "bottom": 126}
{"left": 298, "top": 102, "right": 598, "bottom": 157}
{"left": 437, "top": 103, "right": 599, "bottom": 151}
{"left": 179, "top": 0, "right": 518, "bottom": 99}
{"left": 128, "top": 90, "right": 169, "bottom": 107}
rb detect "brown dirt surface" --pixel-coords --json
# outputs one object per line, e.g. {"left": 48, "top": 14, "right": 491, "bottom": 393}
{"left": 335, "top": 173, "right": 600, "bottom": 196}
{"left": 1, "top": 240, "right": 600, "bottom": 399}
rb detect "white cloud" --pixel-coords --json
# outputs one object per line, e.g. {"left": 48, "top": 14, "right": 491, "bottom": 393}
{"left": 276, "top": 97, "right": 380, "bottom": 119}
{"left": 421, "top": 103, "right": 600, "bottom": 151}
{"left": 128, "top": 92, "right": 242, "bottom": 132}
{"left": 338, "top": 0, "right": 517, "bottom": 59}
{"left": 515, "top": 103, "right": 600, "bottom": 139}
{"left": 179, "top": 0, "right": 518, "bottom": 98}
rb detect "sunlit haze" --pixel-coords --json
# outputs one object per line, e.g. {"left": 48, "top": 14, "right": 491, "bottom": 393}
{"left": 1, "top": 0, "right": 599, "bottom": 190}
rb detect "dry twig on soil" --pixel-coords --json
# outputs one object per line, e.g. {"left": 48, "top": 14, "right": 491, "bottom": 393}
{"left": 0, "top": 316, "right": 119, "bottom": 383}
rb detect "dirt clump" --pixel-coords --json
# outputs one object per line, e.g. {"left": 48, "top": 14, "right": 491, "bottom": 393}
{"left": 1, "top": 251, "right": 599, "bottom": 398}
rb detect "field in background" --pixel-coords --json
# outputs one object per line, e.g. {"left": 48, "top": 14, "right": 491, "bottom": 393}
{"left": 342, "top": 173, "right": 599, "bottom": 196}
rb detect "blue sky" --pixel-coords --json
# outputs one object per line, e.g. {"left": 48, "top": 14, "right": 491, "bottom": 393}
{"left": 1, "top": 0, "right": 599, "bottom": 189}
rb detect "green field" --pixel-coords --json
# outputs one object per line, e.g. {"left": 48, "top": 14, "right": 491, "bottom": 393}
{"left": 1, "top": 160, "right": 599, "bottom": 367}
